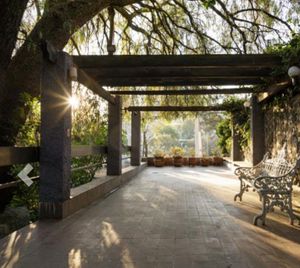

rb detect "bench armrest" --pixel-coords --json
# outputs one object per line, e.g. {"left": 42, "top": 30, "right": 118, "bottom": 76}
{"left": 234, "top": 166, "right": 264, "bottom": 178}
{"left": 253, "top": 171, "right": 296, "bottom": 193}
{"left": 234, "top": 166, "right": 251, "bottom": 176}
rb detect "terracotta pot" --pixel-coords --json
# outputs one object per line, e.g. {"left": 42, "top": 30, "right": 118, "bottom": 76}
{"left": 173, "top": 156, "right": 183, "bottom": 167}
{"left": 147, "top": 157, "right": 154, "bottom": 166}
{"left": 189, "top": 157, "right": 197, "bottom": 166}
{"left": 183, "top": 157, "right": 188, "bottom": 166}
{"left": 154, "top": 157, "right": 164, "bottom": 167}
{"left": 164, "top": 157, "right": 174, "bottom": 166}
{"left": 212, "top": 156, "right": 223, "bottom": 166}
{"left": 199, "top": 157, "right": 210, "bottom": 166}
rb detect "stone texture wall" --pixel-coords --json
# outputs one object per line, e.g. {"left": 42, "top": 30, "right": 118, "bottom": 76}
{"left": 264, "top": 91, "right": 300, "bottom": 210}
{"left": 264, "top": 93, "right": 300, "bottom": 163}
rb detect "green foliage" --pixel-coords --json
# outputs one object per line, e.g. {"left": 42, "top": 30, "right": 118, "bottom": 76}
{"left": 171, "top": 146, "right": 185, "bottom": 157}
{"left": 216, "top": 117, "right": 232, "bottom": 156}
{"left": 202, "top": 0, "right": 216, "bottom": 9}
{"left": 266, "top": 34, "right": 300, "bottom": 75}
{"left": 216, "top": 97, "right": 250, "bottom": 156}
{"left": 149, "top": 119, "right": 195, "bottom": 154}
{"left": 8, "top": 163, "right": 40, "bottom": 221}
{"left": 8, "top": 85, "right": 111, "bottom": 221}
{"left": 71, "top": 155, "right": 104, "bottom": 187}
{"left": 9, "top": 182, "right": 39, "bottom": 222}
{"left": 154, "top": 150, "right": 165, "bottom": 158}
{"left": 16, "top": 93, "right": 40, "bottom": 146}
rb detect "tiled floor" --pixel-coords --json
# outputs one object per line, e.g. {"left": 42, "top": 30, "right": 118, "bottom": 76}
{"left": 1, "top": 166, "right": 300, "bottom": 268}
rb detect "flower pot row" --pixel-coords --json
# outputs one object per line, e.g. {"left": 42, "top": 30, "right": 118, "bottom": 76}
{"left": 147, "top": 156, "right": 223, "bottom": 167}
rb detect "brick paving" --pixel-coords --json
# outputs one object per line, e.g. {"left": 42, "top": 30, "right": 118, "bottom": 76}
{"left": 1, "top": 166, "right": 300, "bottom": 268}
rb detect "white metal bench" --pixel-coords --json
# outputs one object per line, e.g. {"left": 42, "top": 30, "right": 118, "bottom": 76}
{"left": 234, "top": 151, "right": 300, "bottom": 225}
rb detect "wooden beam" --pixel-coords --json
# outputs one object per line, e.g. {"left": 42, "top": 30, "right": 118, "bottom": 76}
{"left": 126, "top": 105, "right": 238, "bottom": 112}
{"left": 107, "top": 96, "right": 122, "bottom": 176}
{"left": 251, "top": 96, "right": 265, "bottom": 165}
{"left": 131, "top": 111, "right": 141, "bottom": 166}
{"left": 77, "top": 69, "right": 115, "bottom": 104}
{"left": 95, "top": 77, "right": 265, "bottom": 87}
{"left": 71, "top": 145, "right": 107, "bottom": 157}
{"left": 108, "top": 88, "right": 266, "bottom": 95}
{"left": 73, "top": 54, "right": 281, "bottom": 68}
{"left": 40, "top": 51, "right": 72, "bottom": 219}
{"left": 84, "top": 66, "right": 273, "bottom": 78}
{"left": 0, "top": 147, "right": 39, "bottom": 167}
{"left": 258, "top": 77, "right": 291, "bottom": 103}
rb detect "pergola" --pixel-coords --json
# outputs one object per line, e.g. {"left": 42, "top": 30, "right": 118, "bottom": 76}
{"left": 37, "top": 42, "right": 289, "bottom": 218}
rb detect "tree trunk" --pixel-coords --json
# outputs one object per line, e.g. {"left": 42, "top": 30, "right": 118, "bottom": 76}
{"left": 0, "top": 0, "right": 141, "bottom": 209}
{"left": 0, "top": 0, "right": 141, "bottom": 146}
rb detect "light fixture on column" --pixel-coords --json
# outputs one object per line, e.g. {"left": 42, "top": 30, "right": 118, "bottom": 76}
{"left": 288, "top": 66, "right": 300, "bottom": 85}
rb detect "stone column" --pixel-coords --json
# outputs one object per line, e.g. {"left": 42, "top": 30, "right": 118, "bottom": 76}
{"left": 107, "top": 96, "right": 122, "bottom": 175}
{"left": 131, "top": 111, "right": 141, "bottom": 166}
{"left": 251, "top": 95, "right": 265, "bottom": 165}
{"left": 231, "top": 113, "right": 243, "bottom": 161}
{"left": 40, "top": 52, "right": 72, "bottom": 219}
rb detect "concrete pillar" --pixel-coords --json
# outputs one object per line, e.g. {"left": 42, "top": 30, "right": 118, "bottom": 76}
{"left": 131, "top": 111, "right": 141, "bottom": 166}
{"left": 107, "top": 96, "right": 122, "bottom": 175}
{"left": 231, "top": 113, "right": 243, "bottom": 161}
{"left": 251, "top": 95, "right": 265, "bottom": 165}
{"left": 40, "top": 52, "right": 72, "bottom": 219}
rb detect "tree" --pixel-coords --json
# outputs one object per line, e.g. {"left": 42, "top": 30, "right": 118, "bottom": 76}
{"left": 0, "top": 0, "right": 296, "bottom": 147}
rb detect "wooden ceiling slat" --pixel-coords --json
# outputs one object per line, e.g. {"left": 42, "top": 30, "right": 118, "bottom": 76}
{"left": 85, "top": 67, "right": 272, "bottom": 78}
{"left": 73, "top": 54, "right": 282, "bottom": 88}
{"left": 77, "top": 70, "right": 115, "bottom": 104}
{"left": 126, "top": 105, "right": 239, "bottom": 112}
{"left": 73, "top": 54, "right": 281, "bottom": 68}
{"left": 96, "top": 77, "right": 264, "bottom": 87}
{"left": 108, "top": 88, "right": 266, "bottom": 95}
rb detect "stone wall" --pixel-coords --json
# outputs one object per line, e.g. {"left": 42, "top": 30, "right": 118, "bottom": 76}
{"left": 264, "top": 90, "right": 300, "bottom": 210}
{"left": 264, "top": 93, "right": 300, "bottom": 162}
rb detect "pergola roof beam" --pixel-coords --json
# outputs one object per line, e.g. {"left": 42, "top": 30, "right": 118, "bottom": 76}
{"left": 109, "top": 88, "right": 266, "bottom": 95}
{"left": 77, "top": 69, "right": 115, "bottom": 104}
{"left": 126, "top": 105, "right": 240, "bottom": 112}
{"left": 96, "top": 77, "right": 265, "bottom": 87}
{"left": 73, "top": 55, "right": 281, "bottom": 68}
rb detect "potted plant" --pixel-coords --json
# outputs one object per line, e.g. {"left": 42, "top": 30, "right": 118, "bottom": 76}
{"left": 189, "top": 149, "right": 197, "bottom": 166}
{"left": 153, "top": 150, "right": 165, "bottom": 167}
{"left": 199, "top": 156, "right": 210, "bottom": 167}
{"left": 212, "top": 156, "right": 223, "bottom": 166}
{"left": 171, "top": 146, "right": 185, "bottom": 167}
{"left": 164, "top": 154, "right": 174, "bottom": 166}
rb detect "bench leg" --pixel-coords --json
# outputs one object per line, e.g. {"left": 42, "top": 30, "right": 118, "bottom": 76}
{"left": 234, "top": 179, "right": 248, "bottom": 201}
{"left": 253, "top": 195, "right": 268, "bottom": 226}
{"left": 286, "top": 194, "right": 300, "bottom": 225}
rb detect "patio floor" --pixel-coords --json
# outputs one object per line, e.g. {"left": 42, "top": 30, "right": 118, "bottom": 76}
{"left": 1, "top": 166, "right": 300, "bottom": 268}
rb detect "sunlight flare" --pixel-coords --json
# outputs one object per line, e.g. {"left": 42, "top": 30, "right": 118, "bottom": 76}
{"left": 68, "top": 96, "right": 79, "bottom": 108}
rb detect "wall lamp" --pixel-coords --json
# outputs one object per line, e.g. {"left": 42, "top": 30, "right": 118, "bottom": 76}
{"left": 288, "top": 66, "right": 300, "bottom": 85}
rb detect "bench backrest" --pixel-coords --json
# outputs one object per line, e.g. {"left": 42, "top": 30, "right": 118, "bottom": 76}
{"left": 262, "top": 150, "right": 294, "bottom": 177}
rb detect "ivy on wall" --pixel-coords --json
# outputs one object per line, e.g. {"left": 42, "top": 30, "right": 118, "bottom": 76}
{"left": 216, "top": 97, "right": 250, "bottom": 158}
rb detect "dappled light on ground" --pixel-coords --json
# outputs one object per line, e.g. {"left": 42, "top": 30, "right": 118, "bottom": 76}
{"left": 1, "top": 166, "right": 300, "bottom": 267}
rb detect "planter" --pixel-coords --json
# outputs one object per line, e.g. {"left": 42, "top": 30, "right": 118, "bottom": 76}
{"left": 173, "top": 156, "right": 183, "bottom": 167}
{"left": 147, "top": 157, "right": 154, "bottom": 166}
{"left": 154, "top": 157, "right": 165, "bottom": 167}
{"left": 189, "top": 157, "right": 197, "bottom": 166}
{"left": 199, "top": 157, "right": 210, "bottom": 167}
{"left": 164, "top": 157, "right": 174, "bottom": 166}
{"left": 212, "top": 156, "right": 223, "bottom": 166}
{"left": 183, "top": 157, "right": 189, "bottom": 166}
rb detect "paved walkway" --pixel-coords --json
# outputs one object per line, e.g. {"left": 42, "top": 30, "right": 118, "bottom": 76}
{"left": 1, "top": 166, "right": 300, "bottom": 268}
